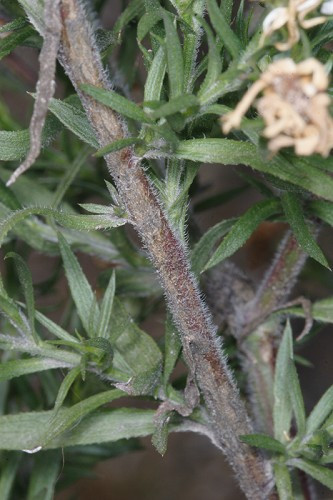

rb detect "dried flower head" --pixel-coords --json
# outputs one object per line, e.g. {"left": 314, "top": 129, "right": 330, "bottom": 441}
{"left": 261, "top": 0, "right": 331, "bottom": 50}
{"left": 222, "top": 58, "right": 333, "bottom": 156}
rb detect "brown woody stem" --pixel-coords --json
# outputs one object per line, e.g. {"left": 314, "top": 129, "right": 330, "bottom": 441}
{"left": 56, "top": 0, "right": 273, "bottom": 497}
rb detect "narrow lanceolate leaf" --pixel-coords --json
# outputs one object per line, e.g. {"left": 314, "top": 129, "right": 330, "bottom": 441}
{"left": 288, "top": 458, "right": 333, "bottom": 489}
{"left": 197, "top": 16, "right": 222, "bottom": 98}
{"left": 164, "top": 139, "right": 333, "bottom": 203}
{"left": 5, "top": 253, "right": 36, "bottom": 340}
{"left": 0, "top": 25, "right": 35, "bottom": 60}
{"left": 281, "top": 297, "right": 333, "bottom": 324}
{"left": 204, "top": 199, "right": 280, "bottom": 271}
{"left": 81, "top": 84, "right": 153, "bottom": 123}
{"left": 0, "top": 358, "right": 70, "bottom": 382}
{"left": 45, "top": 96, "right": 98, "bottom": 148}
{"left": 288, "top": 361, "right": 306, "bottom": 437}
{"left": 97, "top": 272, "right": 116, "bottom": 339}
{"left": 0, "top": 452, "right": 21, "bottom": 500}
{"left": 163, "top": 11, "right": 184, "bottom": 98}
{"left": 34, "top": 310, "right": 80, "bottom": 344}
{"left": 0, "top": 116, "right": 60, "bottom": 161}
{"left": 273, "top": 462, "right": 293, "bottom": 500}
{"left": 0, "top": 295, "right": 30, "bottom": 337}
{"left": 206, "top": 0, "right": 242, "bottom": 59}
{"left": 191, "top": 218, "right": 236, "bottom": 274}
{"left": 18, "top": 0, "right": 45, "bottom": 33}
{"left": 95, "top": 138, "right": 143, "bottom": 157}
{"left": 0, "top": 408, "right": 155, "bottom": 450}
{"left": 149, "top": 94, "right": 198, "bottom": 119}
{"left": 274, "top": 322, "right": 293, "bottom": 443}
{"left": 53, "top": 366, "right": 81, "bottom": 413}
{"left": 282, "top": 193, "right": 329, "bottom": 269}
{"left": 0, "top": 207, "right": 126, "bottom": 247}
{"left": 0, "top": 18, "right": 27, "bottom": 34}
{"left": 144, "top": 45, "right": 166, "bottom": 101}
{"left": 58, "top": 233, "right": 99, "bottom": 336}
{"left": 309, "top": 199, "right": 333, "bottom": 227}
{"left": 36, "top": 390, "right": 124, "bottom": 449}
{"left": 240, "top": 434, "right": 286, "bottom": 454}
{"left": 109, "top": 298, "right": 162, "bottom": 394}
{"left": 26, "top": 450, "right": 61, "bottom": 500}
{"left": 306, "top": 386, "right": 333, "bottom": 435}
{"left": 109, "top": 0, "right": 144, "bottom": 45}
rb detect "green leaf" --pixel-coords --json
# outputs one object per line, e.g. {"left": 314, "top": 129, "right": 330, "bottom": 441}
{"left": 309, "top": 199, "right": 333, "bottom": 227}
{"left": 163, "top": 139, "right": 333, "bottom": 202}
{"left": 0, "top": 358, "right": 70, "bottom": 382}
{"left": 36, "top": 390, "right": 125, "bottom": 450}
{"left": 151, "top": 410, "right": 170, "bottom": 456}
{"left": 191, "top": 218, "right": 235, "bottom": 274}
{"left": 163, "top": 11, "right": 184, "bottom": 98}
{"left": 288, "top": 458, "right": 333, "bottom": 489}
{"left": 204, "top": 199, "right": 280, "bottom": 270}
{"left": 53, "top": 366, "right": 81, "bottom": 413}
{"left": 27, "top": 450, "right": 61, "bottom": 500}
{"left": 281, "top": 193, "right": 329, "bottom": 269}
{"left": 5, "top": 252, "right": 37, "bottom": 341}
{"left": 273, "top": 462, "right": 293, "bottom": 500}
{"left": 110, "top": 0, "right": 145, "bottom": 48}
{"left": 0, "top": 25, "right": 35, "bottom": 60}
{"left": 0, "top": 116, "right": 60, "bottom": 161}
{"left": 58, "top": 232, "right": 99, "bottom": 336}
{"left": 35, "top": 309, "right": 79, "bottom": 343}
{"left": 44, "top": 96, "right": 98, "bottom": 148}
{"left": 240, "top": 433, "right": 286, "bottom": 454}
{"left": 0, "top": 408, "right": 155, "bottom": 450}
{"left": 144, "top": 45, "right": 166, "bottom": 101}
{"left": 197, "top": 16, "right": 222, "bottom": 98}
{"left": 0, "top": 452, "right": 21, "bottom": 500}
{"left": 149, "top": 94, "right": 198, "bottom": 119}
{"left": 94, "top": 137, "right": 143, "bottom": 157}
{"left": 307, "top": 386, "right": 333, "bottom": 435}
{"left": 17, "top": 0, "right": 45, "bottom": 33}
{"left": 109, "top": 298, "right": 162, "bottom": 394}
{"left": 0, "top": 294, "right": 30, "bottom": 337}
{"left": 281, "top": 297, "right": 333, "bottom": 324}
{"left": 288, "top": 361, "right": 306, "bottom": 437}
{"left": 81, "top": 84, "right": 153, "bottom": 123}
{"left": 0, "top": 206, "right": 126, "bottom": 248}
{"left": 137, "top": 10, "right": 162, "bottom": 41}
{"left": 0, "top": 18, "right": 27, "bottom": 34}
{"left": 274, "top": 321, "right": 293, "bottom": 443}
{"left": 206, "top": 0, "right": 242, "bottom": 59}
{"left": 97, "top": 271, "right": 116, "bottom": 340}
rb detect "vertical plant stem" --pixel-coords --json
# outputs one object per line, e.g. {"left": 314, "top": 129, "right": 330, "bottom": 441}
{"left": 244, "top": 230, "right": 307, "bottom": 334}
{"left": 57, "top": 1, "right": 273, "bottom": 497}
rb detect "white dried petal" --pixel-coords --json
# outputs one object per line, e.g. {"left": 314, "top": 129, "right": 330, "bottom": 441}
{"left": 321, "top": 0, "right": 333, "bottom": 14}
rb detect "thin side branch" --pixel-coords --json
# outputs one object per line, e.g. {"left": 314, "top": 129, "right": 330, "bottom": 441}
{"left": 7, "top": 0, "right": 61, "bottom": 186}
{"left": 55, "top": 0, "right": 273, "bottom": 497}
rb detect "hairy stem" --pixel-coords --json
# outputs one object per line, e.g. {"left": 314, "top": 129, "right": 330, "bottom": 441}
{"left": 243, "top": 230, "right": 307, "bottom": 336}
{"left": 55, "top": 0, "right": 273, "bottom": 497}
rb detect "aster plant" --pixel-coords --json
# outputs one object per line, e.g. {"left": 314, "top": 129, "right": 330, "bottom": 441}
{"left": 0, "top": 0, "right": 333, "bottom": 498}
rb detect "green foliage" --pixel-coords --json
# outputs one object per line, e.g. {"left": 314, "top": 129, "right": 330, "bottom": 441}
{"left": 1, "top": 0, "right": 333, "bottom": 496}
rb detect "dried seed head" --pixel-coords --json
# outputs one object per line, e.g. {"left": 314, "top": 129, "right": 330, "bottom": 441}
{"left": 261, "top": 0, "right": 329, "bottom": 50}
{"left": 222, "top": 58, "right": 333, "bottom": 157}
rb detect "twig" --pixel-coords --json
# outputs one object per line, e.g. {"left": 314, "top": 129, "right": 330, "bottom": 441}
{"left": 55, "top": 1, "right": 273, "bottom": 497}
{"left": 7, "top": 0, "right": 61, "bottom": 186}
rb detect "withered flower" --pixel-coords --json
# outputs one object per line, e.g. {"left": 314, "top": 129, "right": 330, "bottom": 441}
{"left": 261, "top": 0, "right": 330, "bottom": 50}
{"left": 222, "top": 58, "right": 333, "bottom": 156}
